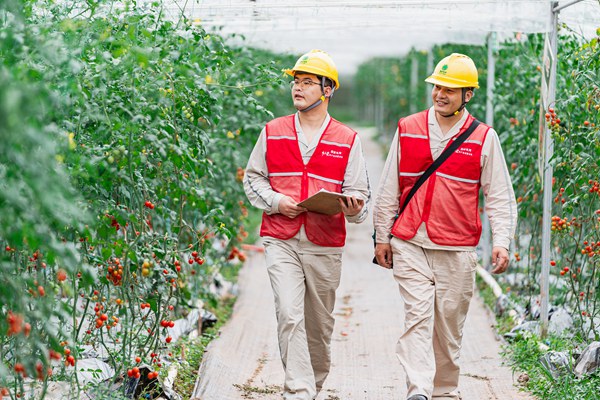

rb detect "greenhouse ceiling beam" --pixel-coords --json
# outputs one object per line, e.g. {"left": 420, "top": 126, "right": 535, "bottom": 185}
{"left": 195, "top": 21, "right": 549, "bottom": 35}
{"left": 553, "top": 0, "right": 584, "bottom": 12}
{"left": 194, "top": 0, "right": 541, "bottom": 9}
{"left": 197, "top": 24, "right": 521, "bottom": 32}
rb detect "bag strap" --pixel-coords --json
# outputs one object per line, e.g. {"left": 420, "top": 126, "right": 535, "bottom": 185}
{"left": 371, "top": 118, "right": 481, "bottom": 267}
{"left": 397, "top": 119, "right": 480, "bottom": 215}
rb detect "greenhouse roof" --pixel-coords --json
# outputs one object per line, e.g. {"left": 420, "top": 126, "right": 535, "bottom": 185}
{"left": 161, "top": 0, "right": 600, "bottom": 74}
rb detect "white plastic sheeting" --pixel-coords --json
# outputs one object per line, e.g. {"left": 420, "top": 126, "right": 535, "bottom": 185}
{"left": 154, "top": 0, "right": 600, "bottom": 74}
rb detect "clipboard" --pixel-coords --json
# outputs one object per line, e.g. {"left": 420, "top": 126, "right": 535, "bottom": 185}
{"left": 297, "top": 189, "right": 360, "bottom": 215}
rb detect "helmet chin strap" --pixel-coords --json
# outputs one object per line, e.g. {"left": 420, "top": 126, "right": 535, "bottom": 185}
{"left": 299, "top": 76, "right": 334, "bottom": 112}
{"left": 440, "top": 88, "right": 468, "bottom": 118}
{"left": 299, "top": 95, "right": 326, "bottom": 112}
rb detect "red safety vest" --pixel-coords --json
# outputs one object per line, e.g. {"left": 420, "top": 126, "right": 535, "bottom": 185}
{"left": 260, "top": 115, "right": 356, "bottom": 247}
{"left": 391, "top": 110, "right": 490, "bottom": 246}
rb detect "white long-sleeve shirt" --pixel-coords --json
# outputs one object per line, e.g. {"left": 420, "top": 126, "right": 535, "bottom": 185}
{"left": 244, "top": 113, "right": 371, "bottom": 254}
{"left": 373, "top": 108, "right": 517, "bottom": 251}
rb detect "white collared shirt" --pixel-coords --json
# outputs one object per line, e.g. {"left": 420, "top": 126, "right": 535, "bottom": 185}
{"left": 373, "top": 107, "right": 517, "bottom": 251}
{"left": 244, "top": 113, "right": 371, "bottom": 253}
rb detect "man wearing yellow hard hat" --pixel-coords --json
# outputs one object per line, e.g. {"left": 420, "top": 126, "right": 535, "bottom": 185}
{"left": 373, "top": 53, "right": 517, "bottom": 400}
{"left": 244, "top": 50, "right": 370, "bottom": 399}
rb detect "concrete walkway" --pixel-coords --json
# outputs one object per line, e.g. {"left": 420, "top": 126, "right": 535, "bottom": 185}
{"left": 192, "top": 126, "right": 533, "bottom": 400}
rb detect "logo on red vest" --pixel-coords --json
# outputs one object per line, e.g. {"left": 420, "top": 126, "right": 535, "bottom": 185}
{"left": 455, "top": 146, "right": 474, "bottom": 157}
{"left": 321, "top": 149, "right": 344, "bottom": 159}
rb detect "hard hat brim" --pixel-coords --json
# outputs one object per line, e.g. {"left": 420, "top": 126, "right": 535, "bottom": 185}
{"left": 425, "top": 75, "right": 479, "bottom": 89}
{"left": 283, "top": 68, "right": 340, "bottom": 89}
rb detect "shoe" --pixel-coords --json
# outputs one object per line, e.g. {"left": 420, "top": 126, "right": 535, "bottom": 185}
{"left": 407, "top": 395, "right": 428, "bottom": 400}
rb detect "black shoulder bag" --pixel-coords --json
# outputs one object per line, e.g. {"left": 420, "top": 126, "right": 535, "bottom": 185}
{"left": 372, "top": 119, "right": 481, "bottom": 266}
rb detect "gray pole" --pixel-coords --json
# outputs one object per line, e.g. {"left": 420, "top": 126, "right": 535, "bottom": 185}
{"left": 481, "top": 32, "right": 496, "bottom": 269}
{"left": 426, "top": 51, "right": 433, "bottom": 107}
{"left": 380, "top": 60, "right": 385, "bottom": 134}
{"left": 485, "top": 33, "right": 496, "bottom": 127}
{"left": 540, "top": 1, "right": 559, "bottom": 338}
{"left": 410, "top": 54, "right": 418, "bottom": 114}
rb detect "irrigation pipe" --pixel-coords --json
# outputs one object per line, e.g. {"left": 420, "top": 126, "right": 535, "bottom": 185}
{"left": 476, "top": 265, "right": 503, "bottom": 299}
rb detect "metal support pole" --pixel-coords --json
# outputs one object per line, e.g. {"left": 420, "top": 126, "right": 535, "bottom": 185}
{"left": 426, "top": 51, "right": 433, "bottom": 107}
{"left": 481, "top": 32, "right": 496, "bottom": 269}
{"left": 485, "top": 33, "right": 496, "bottom": 128}
{"left": 410, "top": 54, "right": 418, "bottom": 114}
{"left": 540, "top": 1, "right": 559, "bottom": 339}
{"left": 376, "top": 59, "right": 384, "bottom": 134}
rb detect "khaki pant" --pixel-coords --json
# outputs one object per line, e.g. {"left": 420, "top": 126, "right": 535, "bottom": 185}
{"left": 391, "top": 238, "right": 477, "bottom": 400}
{"left": 264, "top": 240, "right": 342, "bottom": 400}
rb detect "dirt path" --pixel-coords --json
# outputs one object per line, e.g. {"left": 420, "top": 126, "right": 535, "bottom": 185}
{"left": 192, "top": 126, "right": 533, "bottom": 400}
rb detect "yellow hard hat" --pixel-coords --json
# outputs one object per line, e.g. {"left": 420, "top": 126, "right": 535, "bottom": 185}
{"left": 425, "top": 53, "right": 479, "bottom": 89}
{"left": 284, "top": 49, "right": 340, "bottom": 89}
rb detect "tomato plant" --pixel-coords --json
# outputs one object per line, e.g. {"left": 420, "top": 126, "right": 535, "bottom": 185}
{"left": 1, "top": 0, "right": 292, "bottom": 397}
{"left": 494, "top": 30, "right": 599, "bottom": 340}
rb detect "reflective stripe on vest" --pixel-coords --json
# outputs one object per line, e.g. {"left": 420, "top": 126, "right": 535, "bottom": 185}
{"left": 261, "top": 115, "right": 356, "bottom": 247}
{"left": 391, "top": 110, "right": 490, "bottom": 246}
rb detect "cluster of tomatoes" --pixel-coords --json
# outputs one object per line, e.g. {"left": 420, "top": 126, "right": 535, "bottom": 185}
{"left": 49, "top": 349, "right": 62, "bottom": 362}
{"left": 149, "top": 351, "right": 164, "bottom": 369}
{"left": 545, "top": 107, "right": 561, "bottom": 129}
{"left": 236, "top": 166, "right": 245, "bottom": 182}
{"left": 550, "top": 215, "right": 570, "bottom": 232}
{"left": 159, "top": 318, "right": 175, "bottom": 344}
{"left": 238, "top": 224, "right": 249, "bottom": 242}
{"left": 588, "top": 180, "right": 599, "bottom": 195}
{"left": 12, "top": 363, "right": 27, "bottom": 379}
{"left": 63, "top": 347, "right": 75, "bottom": 367}
{"left": 127, "top": 353, "right": 158, "bottom": 379}
{"left": 580, "top": 240, "right": 600, "bottom": 258}
{"left": 8, "top": 349, "right": 61, "bottom": 388}
{"left": 6, "top": 311, "right": 29, "bottom": 337}
{"left": 554, "top": 187, "right": 566, "bottom": 204}
{"left": 127, "top": 366, "right": 142, "bottom": 379}
{"left": 35, "top": 361, "right": 52, "bottom": 380}
{"left": 188, "top": 250, "right": 205, "bottom": 265}
{"left": 160, "top": 319, "right": 175, "bottom": 328}
{"left": 93, "top": 302, "right": 118, "bottom": 330}
{"left": 106, "top": 257, "right": 124, "bottom": 286}
{"left": 227, "top": 246, "right": 246, "bottom": 262}
{"left": 108, "top": 214, "right": 121, "bottom": 231}
{"left": 141, "top": 258, "right": 153, "bottom": 277}
{"left": 549, "top": 260, "right": 581, "bottom": 279}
